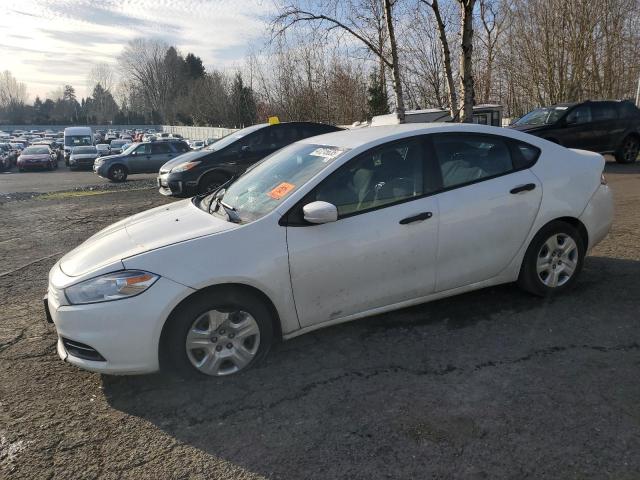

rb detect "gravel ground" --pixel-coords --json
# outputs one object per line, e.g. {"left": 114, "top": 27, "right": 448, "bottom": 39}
{"left": 0, "top": 161, "right": 639, "bottom": 479}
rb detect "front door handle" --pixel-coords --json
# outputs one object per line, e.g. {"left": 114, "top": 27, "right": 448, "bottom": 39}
{"left": 399, "top": 212, "right": 433, "bottom": 224}
{"left": 510, "top": 183, "right": 536, "bottom": 194}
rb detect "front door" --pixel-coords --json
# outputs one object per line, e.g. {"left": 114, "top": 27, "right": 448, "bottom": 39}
{"left": 128, "top": 143, "right": 152, "bottom": 173}
{"left": 285, "top": 136, "right": 440, "bottom": 328}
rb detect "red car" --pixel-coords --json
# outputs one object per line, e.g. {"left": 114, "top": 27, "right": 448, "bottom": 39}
{"left": 17, "top": 146, "right": 57, "bottom": 172}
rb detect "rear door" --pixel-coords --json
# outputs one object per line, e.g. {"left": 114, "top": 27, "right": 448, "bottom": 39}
{"left": 430, "top": 133, "right": 543, "bottom": 291}
{"left": 590, "top": 102, "right": 622, "bottom": 152}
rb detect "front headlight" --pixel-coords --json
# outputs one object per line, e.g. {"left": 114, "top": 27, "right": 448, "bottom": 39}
{"left": 65, "top": 270, "right": 159, "bottom": 305}
{"left": 171, "top": 161, "right": 201, "bottom": 172}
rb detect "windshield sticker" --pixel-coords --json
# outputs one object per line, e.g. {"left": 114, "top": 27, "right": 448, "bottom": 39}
{"left": 309, "top": 147, "right": 345, "bottom": 162}
{"left": 268, "top": 182, "right": 296, "bottom": 200}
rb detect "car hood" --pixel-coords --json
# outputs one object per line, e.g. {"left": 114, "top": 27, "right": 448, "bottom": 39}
{"left": 160, "top": 149, "right": 212, "bottom": 172}
{"left": 59, "top": 199, "right": 237, "bottom": 277}
{"left": 97, "top": 153, "right": 125, "bottom": 162}
{"left": 507, "top": 124, "right": 549, "bottom": 133}
{"left": 71, "top": 154, "right": 98, "bottom": 159}
{"left": 20, "top": 154, "right": 49, "bottom": 160}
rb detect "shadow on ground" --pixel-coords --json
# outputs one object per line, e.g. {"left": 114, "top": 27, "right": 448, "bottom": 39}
{"left": 102, "top": 256, "right": 640, "bottom": 479}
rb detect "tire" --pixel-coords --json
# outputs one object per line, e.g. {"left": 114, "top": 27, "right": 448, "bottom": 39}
{"left": 163, "top": 288, "right": 274, "bottom": 378}
{"left": 518, "top": 221, "right": 585, "bottom": 296}
{"left": 197, "top": 172, "right": 228, "bottom": 195}
{"left": 108, "top": 164, "right": 128, "bottom": 182}
{"left": 614, "top": 135, "right": 639, "bottom": 164}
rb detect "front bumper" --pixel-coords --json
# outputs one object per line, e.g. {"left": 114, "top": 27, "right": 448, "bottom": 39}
{"left": 47, "top": 266, "right": 193, "bottom": 375}
{"left": 157, "top": 172, "right": 197, "bottom": 197}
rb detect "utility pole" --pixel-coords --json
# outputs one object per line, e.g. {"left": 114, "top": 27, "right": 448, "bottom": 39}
{"left": 636, "top": 73, "right": 640, "bottom": 107}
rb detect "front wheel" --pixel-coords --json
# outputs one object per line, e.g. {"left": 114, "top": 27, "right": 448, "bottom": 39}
{"left": 518, "top": 221, "right": 585, "bottom": 296}
{"left": 164, "top": 289, "right": 274, "bottom": 378}
{"left": 615, "top": 136, "right": 639, "bottom": 164}
{"left": 108, "top": 165, "right": 128, "bottom": 182}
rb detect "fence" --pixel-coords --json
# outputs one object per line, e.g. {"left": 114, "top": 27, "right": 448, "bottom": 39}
{"left": 161, "top": 125, "right": 237, "bottom": 141}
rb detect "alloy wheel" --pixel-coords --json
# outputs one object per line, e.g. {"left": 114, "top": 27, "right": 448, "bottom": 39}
{"left": 111, "top": 167, "right": 125, "bottom": 181}
{"left": 623, "top": 139, "right": 639, "bottom": 163}
{"left": 536, "top": 233, "right": 578, "bottom": 288}
{"left": 185, "top": 309, "right": 260, "bottom": 376}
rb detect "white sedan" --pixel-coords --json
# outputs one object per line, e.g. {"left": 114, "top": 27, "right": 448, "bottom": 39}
{"left": 45, "top": 124, "right": 613, "bottom": 377}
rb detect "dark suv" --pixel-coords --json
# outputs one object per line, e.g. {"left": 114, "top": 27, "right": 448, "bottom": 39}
{"left": 157, "top": 121, "right": 342, "bottom": 197}
{"left": 94, "top": 139, "right": 190, "bottom": 182}
{"left": 509, "top": 100, "right": 640, "bottom": 163}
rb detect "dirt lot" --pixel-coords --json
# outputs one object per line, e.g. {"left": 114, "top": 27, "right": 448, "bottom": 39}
{"left": 1, "top": 162, "right": 639, "bottom": 479}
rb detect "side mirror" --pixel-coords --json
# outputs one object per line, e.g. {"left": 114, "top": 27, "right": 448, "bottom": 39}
{"left": 565, "top": 116, "right": 576, "bottom": 126}
{"left": 303, "top": 201, "right": 338, "bottom": 224}
{"left": 241, "top": 145, "right": 251, "bottom": 153}
{"left": 130, "top": 151, "right": 137, "bottom": 156}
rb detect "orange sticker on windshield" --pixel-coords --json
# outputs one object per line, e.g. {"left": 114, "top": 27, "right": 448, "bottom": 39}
{"left": 268, "top": 182, "right": 295, "bottom": 200}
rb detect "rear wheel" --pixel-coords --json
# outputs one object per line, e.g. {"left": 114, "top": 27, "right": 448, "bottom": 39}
{"left": 615, "top": 136, "right": 639, "bottom": 164}
{"left": 518, "top": 221, "right": 585, "bottom": 296}
{"left": 108, "top": 164, "right": 127, "bottom": 182}
{"left": 164, "top": 289, "right": 274, "bottom": 378}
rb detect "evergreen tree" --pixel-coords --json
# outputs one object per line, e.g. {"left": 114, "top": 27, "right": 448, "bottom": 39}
{"left": 230, "top": 73, "right": 257, "bottom": 127}
{"left": 367, "top": 71, "right": 389, "bottom": 118}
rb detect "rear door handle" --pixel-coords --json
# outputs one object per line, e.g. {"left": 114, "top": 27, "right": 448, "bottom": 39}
{"left": 399, "top": 212, "right": 433, "bottom": 224}
{"left": 510, "top": 183, "right": 536, "bottom": 194}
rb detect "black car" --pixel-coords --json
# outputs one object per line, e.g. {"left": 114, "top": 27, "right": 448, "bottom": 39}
{"left": 509, "top": 100, "right": 640, "bottom": 164}
{"left": 157, "top": 121, "right": 343, "bottom": 197}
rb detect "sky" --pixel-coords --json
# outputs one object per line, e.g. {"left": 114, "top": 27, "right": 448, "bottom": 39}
{"left": 0, "top": 0, "right": 274, "bottom": 101}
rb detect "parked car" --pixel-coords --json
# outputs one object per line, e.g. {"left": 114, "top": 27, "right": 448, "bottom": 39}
{"left": 96, "top": 144, "right": 111, "bottom": 157}
{"left": 0, "top": 143, "right": 18, "bottom": 169}
{"left": 69, "top": 146, "right": 99, "bottom": 171}
{"left": 93, "top": 139, "right": 190, "bottom": 182}
{"left": 45, "top": 124, "right": 613, "bottom": 377}
{"left": 509, "top": 100, "right": 640, "bottom": 164}
{"left": 157, "top": 122, "right": 343, "bottom": 197}
{"left": 109, "top": 139, "right": 130, "bottom": 155}
{"left": 189, "top": 140, "right": 205, "bottom": 150}
{"left": 17, "top": 146, "right": 56, "bottom": 171}
{"left": 0, "top": 143, "right": 14, "bottom": 170}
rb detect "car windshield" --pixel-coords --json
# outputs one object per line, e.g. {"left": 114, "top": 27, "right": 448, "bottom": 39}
{"left": 205, "top": 124, "right": 266, "bottom": 152}
{"left": 73, "top": 146, "right": 96, "bottom": 153}
{"left": 24, "top": 147, "right": 49, "bottom": 154}
{"left": 65, "top": 135, "right": 92, "bottom": 146}
{"left": 122, "top": 144, "right": 137, "bottom": 154}
{"left": 513, "top": 107, "right": 568, "bottom": 126}
{"left": 111, "top": 140, "right": 127, "bottom": 147}
{"left": 208, "top": 143, "right": 348, "bottom": 223}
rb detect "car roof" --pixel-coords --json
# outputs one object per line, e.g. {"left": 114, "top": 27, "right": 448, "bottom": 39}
{"left": 297, "top": 123, "right": 522, "bottom": 150}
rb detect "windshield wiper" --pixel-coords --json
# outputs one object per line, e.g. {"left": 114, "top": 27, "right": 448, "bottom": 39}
{"left": 192, "top": 175, "right": 238, "bottom": 208}
{"left": 215, "top": 197, "right": 241, "bottom": 223}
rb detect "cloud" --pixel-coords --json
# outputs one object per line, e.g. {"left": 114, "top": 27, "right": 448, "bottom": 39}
{"left": 1, "top": 0, "right": 274, "bottom": 100}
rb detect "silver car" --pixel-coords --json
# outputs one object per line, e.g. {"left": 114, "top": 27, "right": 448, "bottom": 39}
{"left": 69, "top": 146, "right": 99, "bottom": 171}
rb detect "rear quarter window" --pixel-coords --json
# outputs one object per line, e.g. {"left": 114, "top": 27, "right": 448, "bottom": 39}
{"left": 510, "top": 140, "right": 541, "bottom": 170}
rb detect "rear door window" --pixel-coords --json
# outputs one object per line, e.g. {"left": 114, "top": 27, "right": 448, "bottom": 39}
{"left": 431, "top": 134, "right": 514, "bottom": 189}
{"left": 151, "top": 143, "right": 172, "bottom": 154}
{"left": 591, "top": 103, "right": 618, "bottom": 121}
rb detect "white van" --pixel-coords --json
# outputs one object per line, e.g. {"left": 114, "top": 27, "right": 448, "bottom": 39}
{"left": 63, "top": 127, "right": 93, "bottom": 163}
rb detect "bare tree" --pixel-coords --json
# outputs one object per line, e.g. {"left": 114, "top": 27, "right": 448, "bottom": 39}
{"left": 87, "top": 63, "right": 116, "bottom": 93}
{"left": 420, "top": 0, "right": 459, "bottom": 119}
{"left": 273, "top": 0, "right": 405, "bottom": 121}
{"left": 0, "top": 70, "right": 28, "bottom": 108}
